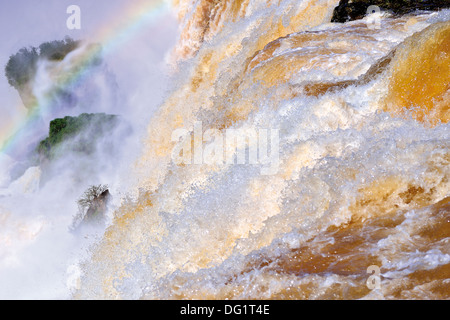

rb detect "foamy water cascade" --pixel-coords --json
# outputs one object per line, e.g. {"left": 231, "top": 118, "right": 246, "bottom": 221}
{"left": 0, "top": 0, "right": 449, "bottom": 300}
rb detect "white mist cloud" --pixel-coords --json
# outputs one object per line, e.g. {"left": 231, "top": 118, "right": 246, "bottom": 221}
{"left": 0, "top": 0, "right": 179, "bottom": 299}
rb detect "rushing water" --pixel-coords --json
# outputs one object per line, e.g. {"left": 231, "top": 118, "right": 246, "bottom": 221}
{"left": 1, "top": 0, "right": 449, "bottom": 300}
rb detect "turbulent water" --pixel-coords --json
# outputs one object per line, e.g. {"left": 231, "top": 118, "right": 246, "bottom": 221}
{"left": 1, "top": 0, "right": 449, "bottom": 300}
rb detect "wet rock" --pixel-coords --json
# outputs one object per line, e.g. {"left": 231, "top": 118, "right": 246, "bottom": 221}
{"left": 36, "top": 113, "right": 120, "bottom": 161}
{"left": 331, "top": 0, "right": 450, "bottom": 23}
{"left": 4, "top": 37, "right": 81, "bottom": 109}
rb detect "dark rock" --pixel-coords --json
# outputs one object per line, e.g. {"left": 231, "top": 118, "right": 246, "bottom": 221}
{"left": 84, "top": 189, "right": 111, "bottom": 224}
{"left": 4, "top": 37, "right": 82, "bottom": 109}
{"left": 331, "top": 0, "right": 450, "bottom": 23}
{"left": 70, "top": 185, "right": 112, "bottom": 233}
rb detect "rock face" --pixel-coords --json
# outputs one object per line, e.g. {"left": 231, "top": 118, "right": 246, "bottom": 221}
{"left": 36, "top": 113, "right": 119, "bottom": 161}
{"left": 331, "top": 0, "right": 450, "bottom": 23}
{"left": 84, "top": 189, "right": 111, "bottom": 224}
{"left": 35, "top": 113, "right": 125, "bottom": 188}
{"left": 71, "top": 185, "right": 112, "bottom": 231}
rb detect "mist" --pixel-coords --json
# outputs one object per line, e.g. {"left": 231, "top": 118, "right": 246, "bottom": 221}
{"left": 0, "top": 0, "right": 178, "bottom": 299}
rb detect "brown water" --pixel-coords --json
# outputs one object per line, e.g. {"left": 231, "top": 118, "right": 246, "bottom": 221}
{"left": 74, "top": 0, "right": 449, "bottom": 299}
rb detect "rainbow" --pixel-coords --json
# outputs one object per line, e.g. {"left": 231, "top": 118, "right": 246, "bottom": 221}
{"left": 0, "top": 0, "right": 170, "bottom": 157}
